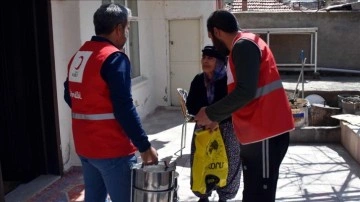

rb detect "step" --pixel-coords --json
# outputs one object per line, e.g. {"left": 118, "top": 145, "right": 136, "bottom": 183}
{"left": 290, "top": 126, "right": 341, "bottom": 143}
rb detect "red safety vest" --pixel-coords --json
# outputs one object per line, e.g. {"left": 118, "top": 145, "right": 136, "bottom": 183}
{"left": 67, "top": 41, "right": 136, "bottom": 158}
{"left": 227, "top": 32, "right": 294, "bottom": 144}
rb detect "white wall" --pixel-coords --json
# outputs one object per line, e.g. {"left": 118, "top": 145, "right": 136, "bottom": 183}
{"left": 138, "top": 0, "right": 215, "bottom": 108}
{"left": 51, "top": 0, "right": 216, "bottom": 170}
{"left": 51, "top": 0, "right": 101, "bottom": 171}
{"left": 79, "top": 1, "right": 100, "bottom": 43}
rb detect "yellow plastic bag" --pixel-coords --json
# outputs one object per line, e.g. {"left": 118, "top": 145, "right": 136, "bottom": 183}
{"left": 191, "top": 128, "right": 229, "bottom": 195}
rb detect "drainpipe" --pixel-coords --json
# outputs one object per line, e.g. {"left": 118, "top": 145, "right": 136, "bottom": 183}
{"left": 242, "top": 0, "right": 248, "bottom": 11}
{"left": 216, "top": 0, "right": 223, "bottom": 9}
{"left": 316, "top": 67, "right": 360, "bottom": 74}
{"left": 278, "top": 67, "right": 360, "bottom": 74}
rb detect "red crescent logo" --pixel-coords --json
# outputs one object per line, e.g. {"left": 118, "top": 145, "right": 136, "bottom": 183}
{"left": 74, "top": 56, "right": 84, "bottom": 70}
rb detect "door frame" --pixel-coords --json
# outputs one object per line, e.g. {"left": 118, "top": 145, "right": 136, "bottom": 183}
{"left": 39, "top": 0, "right": 64, "bottom": 178}
{"left": 0, "top": 162, "right": 4, "bottom": 202}
{"left": 47, "top": 0, "right": 64, "bottom": 177}
{"left": 166, "top": 17, "right": 203, "bottom": 106}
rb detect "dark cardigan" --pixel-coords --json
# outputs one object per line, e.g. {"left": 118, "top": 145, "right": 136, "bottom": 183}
{"left": 186, "top": 73, "right": 230, "bottom": 123}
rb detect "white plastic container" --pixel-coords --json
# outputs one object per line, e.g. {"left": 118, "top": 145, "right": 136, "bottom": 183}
{"left": 342, "top": 99, "right": 360, "bottom": 115}
{"left": 290, "top": 98, "right": 310, "bottom": 128}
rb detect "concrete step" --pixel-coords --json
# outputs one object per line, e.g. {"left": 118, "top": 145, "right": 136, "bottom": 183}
{"left": 290, "top": 126, "right": 341, "bottom": 143}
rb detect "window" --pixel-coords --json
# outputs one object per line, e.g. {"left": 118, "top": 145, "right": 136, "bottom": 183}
{"left": 102, "top": 0, "right": 141, "bottom": 79}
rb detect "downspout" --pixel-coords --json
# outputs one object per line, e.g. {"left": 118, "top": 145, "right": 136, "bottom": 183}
{"left": 242, "top": 0, "right": 248, "bottom": 11}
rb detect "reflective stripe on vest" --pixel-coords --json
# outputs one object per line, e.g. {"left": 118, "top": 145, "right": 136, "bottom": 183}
{"left": 254, "top": 80, "right": 283, "bottom": 99}
{"left": 72, "top": 113, "right": 115, "bottom": 120}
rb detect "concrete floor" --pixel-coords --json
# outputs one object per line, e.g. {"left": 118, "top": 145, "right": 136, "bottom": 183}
{"left": 5, "top": 106, "right": 360, "bottom": 202}
{"left": 5, "top": 74, "right": 360, "bottom": 202}
{"left": 142, "top": 106, "right": 360, "bottom": 202}
{"left": 281, "top": 74, "right": 360, "bottom": 92}
{"left": 281, "top": 74, "right": 360, "bottom": 107}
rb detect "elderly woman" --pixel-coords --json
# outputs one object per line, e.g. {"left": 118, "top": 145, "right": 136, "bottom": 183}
{"left": 187, "top": 46, "right": 241, "bottom": 202}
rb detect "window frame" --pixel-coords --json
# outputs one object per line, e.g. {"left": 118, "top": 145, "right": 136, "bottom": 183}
{"left": 102, "top": 0, "right": 141, "bottom": 79}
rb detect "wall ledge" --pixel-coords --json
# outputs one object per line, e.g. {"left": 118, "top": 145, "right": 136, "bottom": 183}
{"left": 340, "top": 121, "right": 360, "bottom": 165}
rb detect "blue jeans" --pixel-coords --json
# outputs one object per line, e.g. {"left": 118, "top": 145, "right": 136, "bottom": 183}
{"left": 79, "top": 154, "right": 137, "bottom": 202}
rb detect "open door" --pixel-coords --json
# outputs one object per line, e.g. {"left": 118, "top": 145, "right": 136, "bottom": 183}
{"left": 0, "top": 0, "right": 62, "bottom": 198}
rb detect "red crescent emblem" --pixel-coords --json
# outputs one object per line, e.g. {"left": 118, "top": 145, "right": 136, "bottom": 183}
{"left": 74, "top": 56, "right": 84, "bottom": 70}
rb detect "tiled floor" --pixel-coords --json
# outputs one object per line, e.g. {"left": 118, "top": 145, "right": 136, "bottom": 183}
{"left": 27, "top": 167, "right": 84, "bottom": 202}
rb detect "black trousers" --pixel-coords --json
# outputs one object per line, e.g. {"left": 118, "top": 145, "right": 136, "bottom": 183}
{"left": 240, "top": 132, "right": 289, "bottom": 202}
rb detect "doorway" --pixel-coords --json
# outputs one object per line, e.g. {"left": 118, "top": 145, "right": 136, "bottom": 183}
{"left": 0, "top": 0, "right": 62, "bottom": 198}
{"left": 169, "top": 19, "right": 201, "bottom": 106}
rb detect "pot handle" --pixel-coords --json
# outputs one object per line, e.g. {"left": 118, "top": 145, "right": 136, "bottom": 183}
{"left": 164, "top": 160, "right": 169, "bottom": 170}
{"left": 141, "top": 160, "right": 168, "bottom": 169}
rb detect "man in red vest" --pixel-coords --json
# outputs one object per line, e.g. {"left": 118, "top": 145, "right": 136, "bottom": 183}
{"left": 195, "top": 10, "right": 294, "bottom": 202}
{"left": 63, "top": 3, "right": 158, "bottom": 202}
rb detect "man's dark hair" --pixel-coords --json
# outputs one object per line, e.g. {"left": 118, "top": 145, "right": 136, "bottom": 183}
{"left": 93, "top": 3, "right": 130, "bottom": 35}
{"left": 207, "top": 10, "right": 239, "bottom": 35}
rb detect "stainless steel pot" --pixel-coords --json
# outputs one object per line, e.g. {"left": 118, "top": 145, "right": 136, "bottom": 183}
{"left": 132, "top": 161, "right": 176, "bottom": 191}
{"left": 132, "top": 187, "right": 175, "bottom": 202}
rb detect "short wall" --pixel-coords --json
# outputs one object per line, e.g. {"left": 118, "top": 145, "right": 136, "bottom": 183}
{"left": 291, "top": 121, "right": 360, "bottom": 165}
{"left": 234, "top": 11, "right": 360, "bottom": 70}
{"left": 341, "top": 121, "right": 360, "bottom": 164}
{"left": 290, "top": 126, "right": 341, "bottom": 143}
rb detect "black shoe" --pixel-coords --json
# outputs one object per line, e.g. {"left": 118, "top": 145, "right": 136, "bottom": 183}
{"left": 218, "top": 200, "right": 227, "bottom": 202}
{"left": 198, "top": 198, "right": 209, "bottom": 202}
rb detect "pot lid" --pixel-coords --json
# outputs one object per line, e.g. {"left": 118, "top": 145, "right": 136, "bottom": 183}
{"left": 133, "top": 161, "right": 176, "bottom": 172}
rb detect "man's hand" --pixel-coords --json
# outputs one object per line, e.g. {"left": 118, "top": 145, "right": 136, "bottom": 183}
{"left": 206, "top": 122, "right": 219, "bottom": 132}
{"left": 140, "top": 146, "right": 158, "bottom": 165}
{"left": 195, "top": 107, "right": 212, "bottom": 126}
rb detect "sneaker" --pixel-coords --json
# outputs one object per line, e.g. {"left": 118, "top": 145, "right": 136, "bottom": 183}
{"left": 218, "top": 200, "right": 227, "bottom": 202}
{"left": 198, "top": 198, "right": 209, "bottom": 202}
